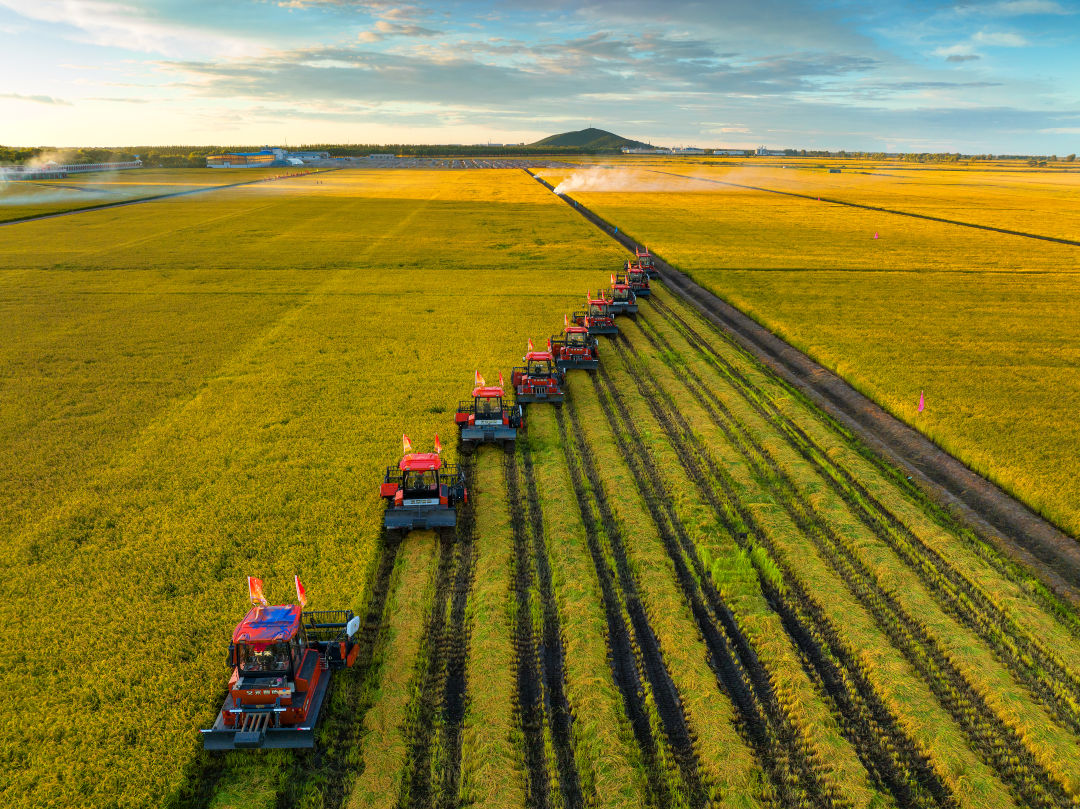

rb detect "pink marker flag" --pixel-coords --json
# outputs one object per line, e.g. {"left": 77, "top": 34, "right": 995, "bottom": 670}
{"left": 874, "top": 232, "right": 880, "bottom": 239}
{"left": 918, "top": 391, "right": 925, "bottom": 413}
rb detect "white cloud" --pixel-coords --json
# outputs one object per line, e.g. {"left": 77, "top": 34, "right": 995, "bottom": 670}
{"left": 972, "top": 31, "right": 1029, "bottom": 46}
{"left": 0, "top": 92, "right": 71, "bottom": 105}
{"left": 957, "top": 0, "right": 1073, "bottom": 16}
{"left": 0, "top": 0, "right": 262, "bottom": 57}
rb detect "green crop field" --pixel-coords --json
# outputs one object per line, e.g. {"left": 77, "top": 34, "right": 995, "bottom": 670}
{"left": 3, "top": 165, "right": 1080, "bottom": 809}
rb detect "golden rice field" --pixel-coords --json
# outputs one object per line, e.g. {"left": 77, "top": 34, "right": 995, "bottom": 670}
{"left": 3, "top": 163, "right": 1080, "bottom": 809}
{"left": 539, "top": 159, "right": 1080, "bottom": 537}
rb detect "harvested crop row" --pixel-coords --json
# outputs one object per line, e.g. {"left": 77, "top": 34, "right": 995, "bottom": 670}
{"left": 590, "top": 361, "right": 943, "bottom": 809}
{"left": 347, "top": 533, "right": 438, "bottom": 809}
{"left": 646, "top": 295, "right": 1080, "bottom": 736}
{"left": 582, "top": 365, "right": 834, "bottom": 806}
{"left": 525, "top": 408, "right": 648, "bottom": 809}
{"left": 553, "top": 404, "right": 699, "bottom": 807}
{"left": 632, "top": 299, "right": 1080, "bottom": 796}
{"left": 615, "top": 317, "right": 1076, "bottom": 807}
{"left": 519, "top": 441, "right": 585, "bottom": 809}
{"left": 606, "top": 323, "right": 1009, "bottom": 807}
{"left": 459, "top": 449, "right": 523, "bottom": 809}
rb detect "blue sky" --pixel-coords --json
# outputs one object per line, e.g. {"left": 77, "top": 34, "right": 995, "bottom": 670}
{"left": 1, "top": 0, "right": 1078, "bottom": 151}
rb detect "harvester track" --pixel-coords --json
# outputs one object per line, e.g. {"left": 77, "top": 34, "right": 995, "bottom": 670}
{"left": 400, "top": 530, "right": 457, "bottom": 809}
{"left": 645, "top": 297, "right": 1080, "bottom": 734}
{"left": 505, "top": 446, "right": 555, "bottom": 809}
{"left": 436, "top": 452, "right": 479, "bottom": 808}
{"left": 557, "top": 406, "right": 708, "bottom": 807}
{"left": 614, "top": 328, "right": 1076, "bottom": 808}
{"left": 593, "top": 362, "right": 949, "bottom": 808}
{"left": 553, "top": 405, "right": 696, "bottom": 808}
{"left": 279, "top": 529, "right": 404, "bottom": 809}
{"left": 520, "top": 440, "right": 585, "bottom": 809}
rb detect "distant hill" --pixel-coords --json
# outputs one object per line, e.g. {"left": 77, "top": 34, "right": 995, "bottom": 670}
{"left": 529, "top": 128, "right": 654, "bottom": 151}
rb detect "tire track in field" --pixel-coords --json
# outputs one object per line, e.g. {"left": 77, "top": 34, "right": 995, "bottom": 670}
{"left": 435, "top": 452, "right": 478, "bottom": 809}
{"left": 553, "top": 405, "right": 692, "bottom": 808}
{"left": 505, "top": 446, "right": 553, "bottom": 809}
{"left": 520, "top": 441, "right": 585, "bottom": 809}
{"left": 613, "top": 331, "right": 1076, "bottom": 809}
{"left": 594, "top": 363, "right": 949, "bottom": 809}
{"left": 645, "top": 296, "right": 1080, "bottom": 738}
{"left": 275, "top": 529, "right": 403, "bottom": 809}
{"left": 400, "top": 530, "right": 457, "bottom": 809}
{"left": 589, "top": 369, "right": 832, "bottom": 807}
{"left": 562, "top": 400, "right": 707, "bottom": 807}
{"left": 649, "top": 169, "right": 1080, "bottom": 248}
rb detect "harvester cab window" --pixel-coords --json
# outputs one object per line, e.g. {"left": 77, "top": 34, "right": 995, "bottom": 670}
{"left": 476, "top": 397, "right": 501, "bottom": 417}
{"left": 568, "top": 332, "right": 586, "bottom": 347}
{"left": 406, "top": 470, "right": 437, "bottom": 491}
{"left": 589, "top": 303, "right": 604, "bottom": 316}
{"left": 529, "top": 360, "right": 550, "bottom": 376}
{"left": 237, "top": 642, "right": 291, "bottom": 674}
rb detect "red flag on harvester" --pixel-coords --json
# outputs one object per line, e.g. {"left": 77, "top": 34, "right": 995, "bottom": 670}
{"left": 527, "top": 338, "right": 534, "bottom": 351}
{"left": 564, "top": 313, "right": 569, "bottom": 328}
{"left": 611, "top": 273, "right": 615, "bottom": 285}
{"left": 474, "top": 370, "right": 485, "bottom": 387}
{"left": 402, "top": 433, "right": 413, "bottom": 454}
{"left": 498, "top": 371, "right": 505, "bottom": 388}
{"left": 295, "top": 575, "right": 308, "bottom": 609}
{"left": 434, "top": 434, "right": 442, "bottom": 455}
{"left": 248, "top": 576, "right": 268, "bottom": 607}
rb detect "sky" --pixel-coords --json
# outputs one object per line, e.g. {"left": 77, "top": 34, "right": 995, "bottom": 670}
{"left": 1, "top": 0, "right": 1078, "bottom": 152}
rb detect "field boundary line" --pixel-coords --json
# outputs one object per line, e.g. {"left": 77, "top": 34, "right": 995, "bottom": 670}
{"left": 522, "top": 168, "right": 1080, "bottom": 607}
{"left": 649, "top": 169, "right": 1080, "bottom": 247}
{"left": 0, "top": 168, "right": 341, "bottom": 227}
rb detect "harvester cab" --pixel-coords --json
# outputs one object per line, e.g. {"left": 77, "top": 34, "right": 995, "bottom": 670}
{"left": 549, "top": 318, "right": 600, "bottom": 371}
{"left": 608, "top": 273, "right": 639, "bottom": 315}
{"left": 573, "top": 293, "right": 619, "bottom": 336}
{"left": 511, "top": 343, "right": 566, "bottom": 404}
{"left": 202, "top": 579, "right": 361, "bottom": 751}
{"left": 624, "top": 262, "right": 652, "bottom": 297}
{"left": 635, "top": 246, "right": 660, "bottom": 279}
{"left": 380, "top": 436, "right": 467, "bottom": 532}
{"left": 455, "top": 372, "right": 524, "bottom": 450}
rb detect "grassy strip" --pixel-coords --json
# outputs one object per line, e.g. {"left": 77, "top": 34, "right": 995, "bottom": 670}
{"left": 459, "top": 447, "right": 525, "bottom": 809}
{"left": 526, "top": 407, "right": 648, "bottom": 809}
{"left": 346, "top": 533, "right": 438, "bottom": 809}
{"left": 566, "top": 372, "right": 769, "bottom": 808}
{"left": 596, "top": 346, "right": 885, "bottom": 809}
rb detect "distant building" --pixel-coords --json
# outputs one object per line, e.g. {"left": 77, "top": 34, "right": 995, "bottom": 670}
{"left": 671, "top": 147, "right": 705, "bottom": 155}
{"left": 288, "top": 151, "right": 331, "bottom": 162}
{"left": 756, "top": 146, "right": 787, "bottom": 156}
{"left": 622, "top": 147, "right": 670, "bottom": 154}
{"left": 712, "top": 149, "right": 751, "bottom": 156}
{"left": 367, "top": 153, "right": 396, "bottom": 159}
{"left": 206, "top": 148, "right": 287, "bottom": 168}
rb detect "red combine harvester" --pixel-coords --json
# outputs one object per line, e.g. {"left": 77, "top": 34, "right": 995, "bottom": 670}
{"left": 512, "top": 340, "right": 566, "bottom": 404}
{"left": 622, "top": 260, "right": 652, "bottom": 298}
{"left": 455, "top": 371, "right": 524, "bottom": 450}
{"left": 549, "top": 315, "right": 599, "bottom": 372}
{"left": 572, "top": 293, "right": 619, "bottom": 337}
{"left": 202, "top": 577, "right": 359, "bottom": 751}
{"left": 608, "top": 273, "right": 639, "bottom": 316}
{"left": 380, "top": 435, "right": 467, "bottom": 532}
{"left": 635, "top": 246, "right": 660, "bottom": 279}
